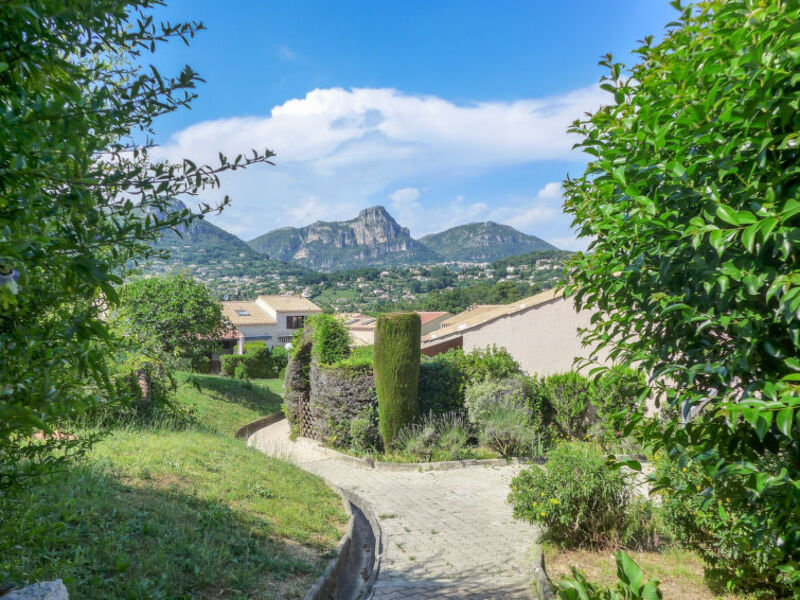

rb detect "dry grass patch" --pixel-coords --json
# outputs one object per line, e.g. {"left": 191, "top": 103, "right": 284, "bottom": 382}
{"left": 543, "top": 545, "right": 741, "bottom": 600}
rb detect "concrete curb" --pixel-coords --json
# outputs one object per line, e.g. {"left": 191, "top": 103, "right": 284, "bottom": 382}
{"left": 238, "top": 414, "right": 383, "bottom": 600}
{"left": 239, "top": 413, "right": 545, "bottom": 472}
{"left": 303, "top": 491, "right": 356, "bottom": 600}
{"left": 300, "top": 485, "right": 384, "bottom": 600}
{"left": 531, "top": 546, "right": 555, "bottom": 600}
{"left": 234, "top": 412, "right": 286, "bottom": 440}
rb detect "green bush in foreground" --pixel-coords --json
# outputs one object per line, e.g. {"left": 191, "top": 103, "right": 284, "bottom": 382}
{"left": 374, "top": 313, "right": 421, "bottom": 447}
{"left": 562, "top": 0, "right": 800, "bottom": 593}
{"left": 509, "top": 441, "right": 648, "bottom": 548}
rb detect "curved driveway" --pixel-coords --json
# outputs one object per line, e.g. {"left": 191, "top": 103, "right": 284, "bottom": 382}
{"left": 249, "top": 419, "right": 539, "bottom": 599}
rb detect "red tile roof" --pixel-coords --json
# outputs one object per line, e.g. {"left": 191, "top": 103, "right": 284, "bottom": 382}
{"left": 416, "top": 311, "right": 450, "bottom": 325}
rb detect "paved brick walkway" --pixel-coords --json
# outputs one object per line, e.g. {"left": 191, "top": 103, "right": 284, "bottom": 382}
{"left": 249, "top": 420, "right": 539, "bottom": 599}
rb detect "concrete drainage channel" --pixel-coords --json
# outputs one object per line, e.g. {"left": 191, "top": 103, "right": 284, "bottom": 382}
{"left": 305, "top": 488, "right": 383, "bottom": 600}
{"left": 235, "top": 416, "right": 383, "bottom": 600}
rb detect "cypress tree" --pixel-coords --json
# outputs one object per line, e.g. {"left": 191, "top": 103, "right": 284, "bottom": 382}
{"left": 373, "top": 313, "right": 421, "bottom": 447}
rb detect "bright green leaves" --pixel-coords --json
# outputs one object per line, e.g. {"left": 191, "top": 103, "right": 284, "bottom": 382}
{"left": 561, "top": 0, "right": 800, "bottom": 594}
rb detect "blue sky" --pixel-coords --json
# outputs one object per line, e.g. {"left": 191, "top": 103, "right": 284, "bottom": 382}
{"left": 147, "top": 1, "right": 676, "bottom": 249}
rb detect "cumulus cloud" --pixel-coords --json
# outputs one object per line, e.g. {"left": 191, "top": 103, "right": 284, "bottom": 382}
{"left": 151, "top": 86, "right": 604, "bottom": 239}
{"left": 406, "top": 182, "right": 564, "bottom": 237}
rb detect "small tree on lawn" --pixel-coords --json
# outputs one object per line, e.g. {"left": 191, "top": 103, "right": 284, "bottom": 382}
{"left": 562, "top": 0, "right": 799, "bottom": 594}
{"left": 117, "top": 275, "right": 232, "bottom": 366}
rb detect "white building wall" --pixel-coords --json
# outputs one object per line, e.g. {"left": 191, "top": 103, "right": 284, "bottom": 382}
{"left": 460, "top": 297, "right": 610, "bottom": 376}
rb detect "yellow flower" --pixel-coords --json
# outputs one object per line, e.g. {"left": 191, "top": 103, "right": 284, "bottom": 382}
{"left": 550, "top": 498, "right": 559, "bottom": 505}
{"left": 696, "top": 485, "right": 702, "bottom": 491}
{"left": 540, "top": 491, "right": 545, "bottom": 497}
{"left": 533, "top": 501, "right": 537, "bottom": 507}
{"left": 725, "top": 498, "right": 731, "bottom": 503}
{"left": 540, "top": 511, "right": 546, "bottom": 517}
{"left": 682, "top": 467, "right": 687, "bottom": 472}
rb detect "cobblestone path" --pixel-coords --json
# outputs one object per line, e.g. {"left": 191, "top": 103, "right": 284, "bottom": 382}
{"left": 249, "top": 419, "right": 539, "bottom": 599}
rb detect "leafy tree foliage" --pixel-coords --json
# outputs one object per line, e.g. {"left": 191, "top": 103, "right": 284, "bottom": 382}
{"left": 562, "top": 1, "right": 799, "bottom": 593}
{"left": 117, "top": 275, "right": 231, "bottom": 363}
{"left": 0, "top": 1, "right": 273, "bottom": 490}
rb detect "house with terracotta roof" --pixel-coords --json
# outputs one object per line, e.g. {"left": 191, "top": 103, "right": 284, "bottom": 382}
{"left": 338, "top": 311, "right": 452, "bottom": 346}
{"left": 221, "top": 295, "right": 322, "bottom": 353}
{"left": 421, "top": 288, "right": 610, "bottom": 376}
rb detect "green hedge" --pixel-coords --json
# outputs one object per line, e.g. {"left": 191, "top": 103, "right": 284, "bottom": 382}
{"left": 220, "top": 346, "right": 280, "bottom": 379}
{"left": 418, "top": 355, "right": 466, "bottom": 414}
{"left": 373, "top": 313, "right": 421, "bottom": 448}
{"left": 308, "top": 314, "right": 350, "bottom": 365}
{"left": 220, "top": 354, "right": 247, "bottom": 377}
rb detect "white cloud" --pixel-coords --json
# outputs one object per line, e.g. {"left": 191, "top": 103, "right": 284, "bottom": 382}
{"left": 549, "top": 235, "right": 592, "bottom": 252}
{"left": 152, "top": 86, "right": 604, "bottom": 239}
{"left": 390, "top": 187, "right": 420, "bottom": 204}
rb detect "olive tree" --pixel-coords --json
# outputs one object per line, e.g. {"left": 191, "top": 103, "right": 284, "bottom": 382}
{"left": 562, "top": 0, "right": 799, "bottom": 594}
{"left": 0, "top": 1, "right": 273, "bottom": 490}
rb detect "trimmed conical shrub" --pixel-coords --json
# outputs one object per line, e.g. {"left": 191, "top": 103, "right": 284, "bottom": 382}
{"left": 373, "top": 312, "right": 421, "bottom": 448}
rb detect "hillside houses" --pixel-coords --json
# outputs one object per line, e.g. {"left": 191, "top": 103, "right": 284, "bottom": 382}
{"left": 221, "top": 295, "right": 322, "bottom": 353}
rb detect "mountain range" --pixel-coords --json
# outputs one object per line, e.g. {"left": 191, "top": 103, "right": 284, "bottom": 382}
{"left": 246, "top": 206, "right": 556, "bottom": 271}
{"left": 152, "top": 203, "right": 557, "bottom": 273}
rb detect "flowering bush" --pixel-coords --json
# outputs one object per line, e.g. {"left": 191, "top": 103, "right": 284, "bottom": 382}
{"left": 509, "top": 441, "right": 642, "bottom": 548}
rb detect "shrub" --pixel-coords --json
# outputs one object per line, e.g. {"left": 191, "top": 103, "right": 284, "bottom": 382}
{"left": 349, "top": 404, "right": 382, "bottom": 454}
{"left": 418, "top": 355, "right": 466, "bottom": 414}
{"left": 394, "top": 412, "right": 473, "bottom": 461}
{"left": 192, "top": 356, "right": 211, "bottom": 374}
{"left": 509, "top": 441, "right": 637, "bottom": 548}
{"left": 653, "top": 451, "right": 784, "bottom": 594}
{"left": 336, "top": 345, "right": 373, "bottom": 369}
{"left": 542, "top": 372, "right": 596, "bottom": 439}
{"left": 556, "top": 551, "right": 663, "bottom": 600}
{"left": 374, "top": 313, "right": 421, "bottom": 448}
{"left": 464, "top": 375, "right": 530, "bottom": 428}
{"left": 243, "top": 341, "right": 269, "bottom": 354}
{"left": 436, "top": 413, "right": 472, "bottom": 459}
{"left": 233, "top": 363, "right": 249, "bottom": 380}
{"left": 270, "top": 346, "right": 289, "bottom": 375}
{"left": 244, "top": 345, "right": 274, "bottom": 378}
{"left": 220, "top": 354, "right": 247, "bottom": 377}
{"left": 591, "top": 366, "right": 647, "bottom": 447}
{"left": 479, "top": 404, "right": 535, "bottom": 457}
{"left": 309, "top": 313, "right": 351, "bottom": 365}
{"left": 449, "top": 345, "right": 522, "bottom": 386}
{"left": 562, "top": 1, "right": 800, "bottom": 594}
{"left": 396, "top": 418, "right": 438, "bottom": 461}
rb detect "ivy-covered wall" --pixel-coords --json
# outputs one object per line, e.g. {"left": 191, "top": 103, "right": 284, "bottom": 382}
{"left": 283, "top": 327, "right": 313, "bottom": 436}
{"left": 308, "top": 361, "right": 376, "bottom": 447}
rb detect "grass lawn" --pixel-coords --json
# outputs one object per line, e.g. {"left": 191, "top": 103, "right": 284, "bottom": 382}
{"left": 0, "top": 373, "right": 348, "bottom": 600}
{"left": 175, "top": 372, "right": 284, "bottom": 435}
{"left": 543, "top": 545, "right": 741, "bottom": 600}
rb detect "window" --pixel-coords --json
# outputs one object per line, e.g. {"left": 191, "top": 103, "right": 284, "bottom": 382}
{"left": 236, "top": 309, "right": 250, "bottom": 316}
{"left": 286, "top": 315, "right": 305, "bottom": 329}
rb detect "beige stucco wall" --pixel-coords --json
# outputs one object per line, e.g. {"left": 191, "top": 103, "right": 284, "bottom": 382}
{"left": 460, "top": 296, "right": 610, "bottom": 376}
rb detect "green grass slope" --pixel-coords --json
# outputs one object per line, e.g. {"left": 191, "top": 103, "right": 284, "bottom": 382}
{"left": 0, "top": 374, "right": 347, "bottom": 600}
